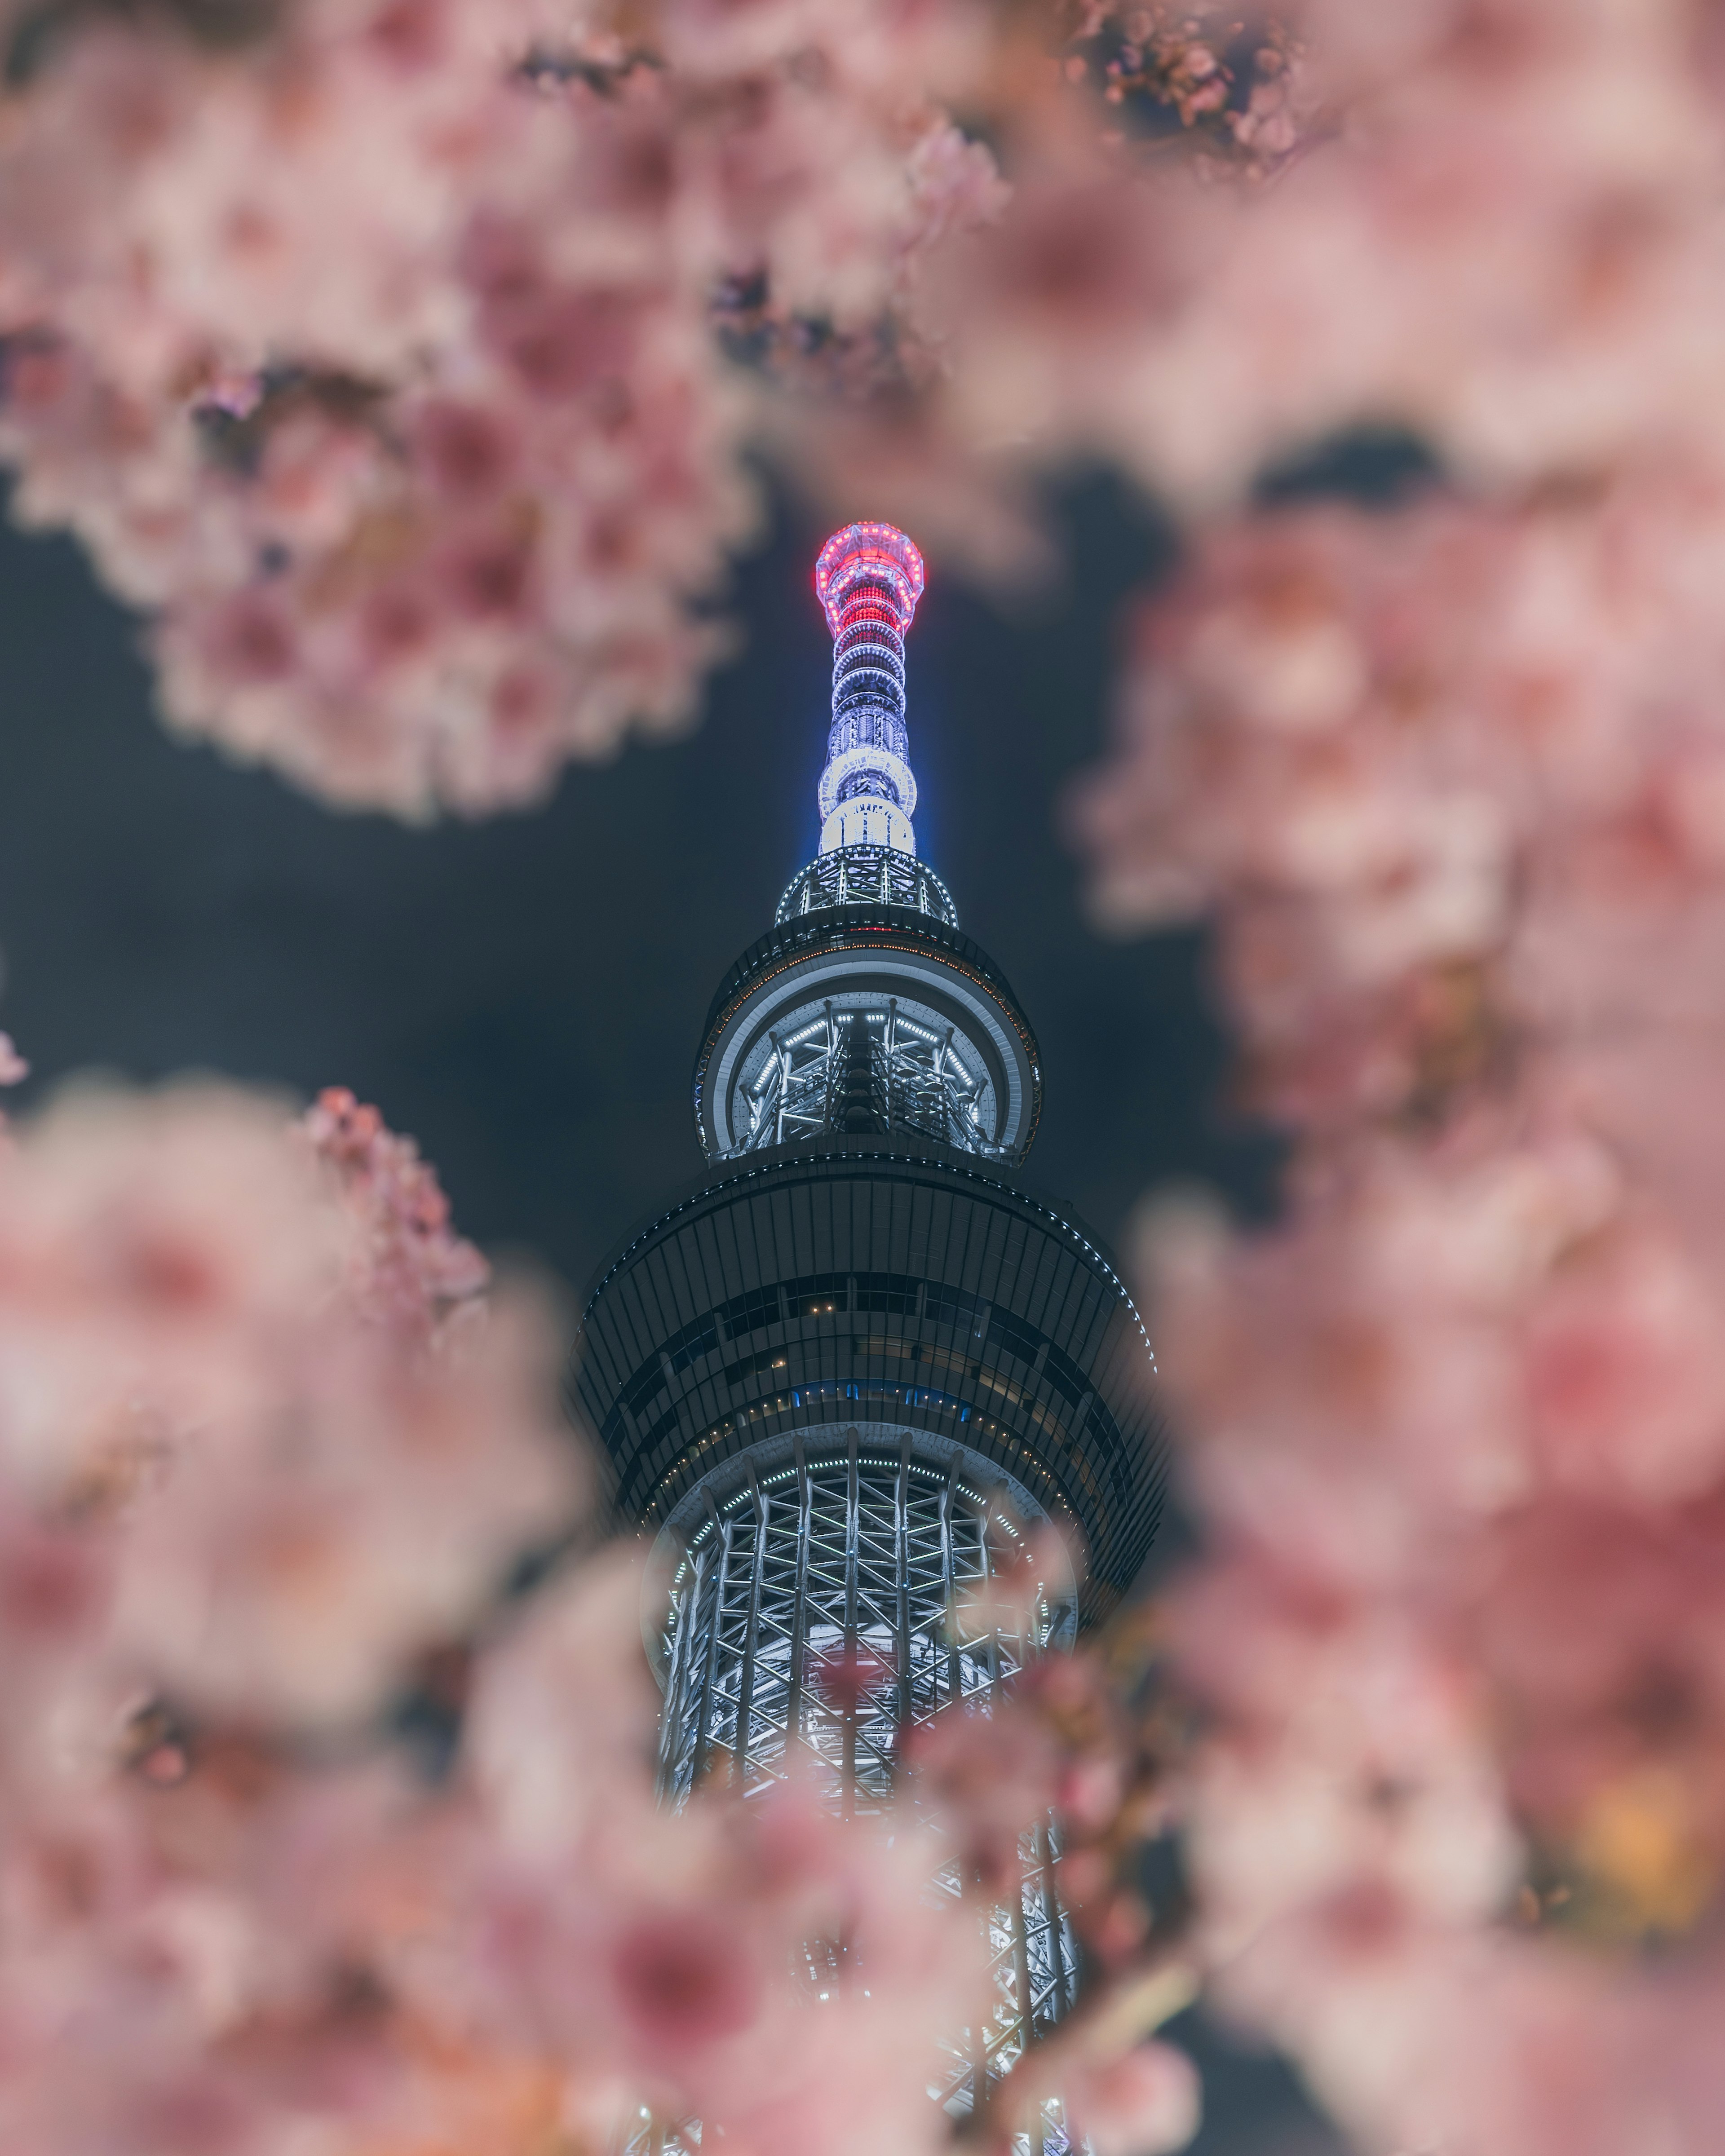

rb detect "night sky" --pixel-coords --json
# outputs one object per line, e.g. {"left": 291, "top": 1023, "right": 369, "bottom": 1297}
{"left": 0, "top": 470, "right": 1335, "bottom": 2156}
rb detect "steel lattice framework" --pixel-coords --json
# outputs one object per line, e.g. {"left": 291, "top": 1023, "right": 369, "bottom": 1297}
{"left": 776, "top": 844, "right": 959, "bottom": 927}
{"left": 655, "top": 1442, "right": 1061, "bottom": 1801}
{"left": 734, "top": 1003, "right": 1000, "bottom": 1158}
{"left": 634, "top": 1439, "right": 1083, "bottom": 2156}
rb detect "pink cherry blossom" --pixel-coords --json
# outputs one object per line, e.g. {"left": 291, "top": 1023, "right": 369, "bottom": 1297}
{"left": 0, "top": 0, "right": 1010, "bottom": 816}
{"left": 1077, "top": 469, "right": 1725, "bottom": 1130}
{"left": 907, "top": 1702, "right": 1062, "bottom": 1896}
{"left": 1084, "top": 459, "right": 1725, "bottom": 2149}
{"left": 469, "top": 1581, "right": 993, "bottom": 2152}
{"left": 1064, "top": 2040, "right": 1201, "bottom": 2156}
{"left": 301, "top": 1085, "right": 488, "bottom": 1334}
{"left": 0, "top": 1080, "right": 579, "bottom": 1730}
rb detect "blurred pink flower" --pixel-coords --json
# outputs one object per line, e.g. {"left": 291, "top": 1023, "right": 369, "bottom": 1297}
{"left": 301, "top": 1084, "right": 489, "bottom": 1334}
{"left": 0, "top": 0, "right": 1007, "bottom": 816}
{"left": 0, "top": 1080, "right": 579, "bottom": 1730}
{"left": 907, "top": 1702, "right": 1060, "bottom": 1895}
{"left": 1092, "top": 460, "right": 1725, "bottom": 2149}
{"left": 1064, "top": 2040, "right": 1200, "bottom": 2156}
{"left": 1079, "top": 473, "right": 1725, "bottom": 1129}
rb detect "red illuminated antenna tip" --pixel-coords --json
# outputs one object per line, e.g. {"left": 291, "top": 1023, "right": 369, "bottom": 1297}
{"left": 814, "top": 522, "right": 926, "bottom": 640}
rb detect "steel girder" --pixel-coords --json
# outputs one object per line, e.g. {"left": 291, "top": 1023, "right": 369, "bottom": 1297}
{"left": 735, "top": 1003, "right": 998, "bottom": 1159}
{"left": 630, "top": 1443, "right": 1085, "bottom": 2156}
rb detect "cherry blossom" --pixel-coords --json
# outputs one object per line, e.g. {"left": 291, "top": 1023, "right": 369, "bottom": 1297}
{"left": 1057, "top": 0, "right": 1316, "bottom": 178}
{"left": 0, "top": 0, "right": 1003, "bottom": 815}
{"left": 0, "top": 1080, "right": 579, "bottom": 1730}
{"left": 1129, "top": 1134, "right": 1725, "bottom": 2152}
{"left": 1076, "top": 470, "right": 1725, "bottom": 1131}
{"left": 465, "top": 1560, "right": 997, "bottom": 2156}
{"left": 1063, "top": 2040, "right": 1201, "bottom": 2156}
{"left": 1073, "top": 463, "right": 1725, "bottom": 2149}
{"left": 1052, "top": 12, "right": 1725, "bottom": 2122}
{"left": 301, "top": 1084, "right": 489, "bottom": 1333}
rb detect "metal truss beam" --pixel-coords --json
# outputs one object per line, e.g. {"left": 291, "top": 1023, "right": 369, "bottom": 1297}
{"left": 735, "top": 999, "right": 999, "bottom": 1160}
{"left": 642, "top": 1443, "right": 1086, "bottom": 2155}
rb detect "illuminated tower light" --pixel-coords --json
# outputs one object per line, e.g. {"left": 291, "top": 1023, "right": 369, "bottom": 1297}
{"left": 814, "top": 521, "right": 926, "bottom": 858}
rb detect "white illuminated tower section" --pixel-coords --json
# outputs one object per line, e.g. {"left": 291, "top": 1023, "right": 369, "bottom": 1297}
{"left": 815, "top": 520, "right": 925, "bottom": 856}
{"left": 572, "top": 524, "right": 1165, "bottom": 2156}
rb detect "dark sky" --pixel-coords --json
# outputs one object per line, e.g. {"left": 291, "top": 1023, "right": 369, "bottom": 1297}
{"left": 0, "top": 471, "right": 1333, "bottom": 2156}
{"left": 0, "top": 474, "right": 1279, "bottom": 1295}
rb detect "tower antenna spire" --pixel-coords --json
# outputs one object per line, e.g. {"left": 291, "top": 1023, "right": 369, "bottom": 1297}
{"left": 814, "top": 521, "right": 926, "bottom": 857}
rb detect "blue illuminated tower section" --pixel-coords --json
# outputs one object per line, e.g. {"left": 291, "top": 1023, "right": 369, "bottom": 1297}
{"left": 572, "top": 526, "right": 1164, "bottom": 2156}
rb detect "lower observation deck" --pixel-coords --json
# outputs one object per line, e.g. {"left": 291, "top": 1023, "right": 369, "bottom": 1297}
{"left": 570, "top": 1134, "right": 1165, "bottom": 1621}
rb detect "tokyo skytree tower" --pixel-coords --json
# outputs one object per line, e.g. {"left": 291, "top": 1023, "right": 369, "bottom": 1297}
{"left": 570, "top": 524, "right": 1165, "bottom": 2152}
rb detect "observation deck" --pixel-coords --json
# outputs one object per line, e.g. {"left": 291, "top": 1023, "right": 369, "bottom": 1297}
{"left": 571, "top": 1133, "right": 1165, "bottom": 1626}
{"left": 693, "top": 899, "right": 1042, "bottom": 1166}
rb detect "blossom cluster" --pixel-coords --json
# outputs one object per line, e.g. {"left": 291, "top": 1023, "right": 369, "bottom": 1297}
{"left": 1058, "top": 0, "right": 1314, "bottom": 177}
{"left": 0, "top": 0, "right": 998, "bottom": 814}
{"left": 0, "top": 1076, "right": 571, "bottom": 2146}
{"left": 0, "top": 1079, "right": 578, "bottom": 1730}
{"left": 1067, "top": 6, "right": 1725, "bottom": 2145}
{"left": 1126, "top": 1119, "right": 1725, "bottom": 2151}
{"left": 1079, "top": 467, "right": 1725, "bottom": 1136}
